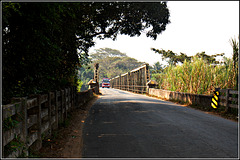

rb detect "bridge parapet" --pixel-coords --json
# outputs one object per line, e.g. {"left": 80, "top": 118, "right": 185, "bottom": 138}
{"left": 2, "top": 86, "right": 98, "bottom": 158}
{"left": 110, "top": 64, "right": 151, "bottom": 93}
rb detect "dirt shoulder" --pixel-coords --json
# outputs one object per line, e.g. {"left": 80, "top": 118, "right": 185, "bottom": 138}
{"left": 37, "top": 94, "right": 99, "bottom": 158}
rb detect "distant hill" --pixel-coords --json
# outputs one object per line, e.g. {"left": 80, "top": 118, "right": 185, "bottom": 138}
{"left": 78, "top": 48, "right": 146, "bottom": 91}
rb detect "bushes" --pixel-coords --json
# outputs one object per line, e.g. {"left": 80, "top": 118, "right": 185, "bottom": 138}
{"left": 152, "top": 57, "right": 237, "bottom": 95}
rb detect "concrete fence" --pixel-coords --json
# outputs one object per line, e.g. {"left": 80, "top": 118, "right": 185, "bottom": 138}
{"left": 2, "top": 86, "right": 97, "bottom": 158}
{"left": 219, "top": 89, "right": 238, "bottom": 111}
{"left": 148, "top": 88, "right": 212, "bottom": 107}
{"left": 148, "top": 88, "right": 238, "bottom": 110}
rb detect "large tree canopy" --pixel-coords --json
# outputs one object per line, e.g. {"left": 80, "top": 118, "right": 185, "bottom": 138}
{"left": 3, "top": 2, "right": 170, "bottom": 103}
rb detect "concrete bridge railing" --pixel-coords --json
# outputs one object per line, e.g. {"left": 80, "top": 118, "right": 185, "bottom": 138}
{"left": 109, "top": 64, "right": 238, "bottom": 112}
{"left": 2, "top": 86, "right": 98, "bottom": 158}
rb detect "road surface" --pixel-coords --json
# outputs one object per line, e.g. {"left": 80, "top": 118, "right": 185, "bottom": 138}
{"left": 82, "top": 88, "right": 238, "bottom": 158}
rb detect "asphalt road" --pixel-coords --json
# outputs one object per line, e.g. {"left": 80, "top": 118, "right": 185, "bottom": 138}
{"left": 82, "top": 88, "right": 238, "bottom": 158}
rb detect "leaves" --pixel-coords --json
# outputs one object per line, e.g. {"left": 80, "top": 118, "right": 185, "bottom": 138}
{"left": 151, "top": 48, "right": 224, "bottom": 65}
{"left": 78, "top": 48, "right": 146, "bottom": 91}
{"left": 90, "top": 48, "right": 145, "bottom": 79}
{"left": 3, "top": 117, "right": 20, "bottom": 131}
{"left": 152, "top": 57, "right": 237, "bottom": 95}
{"left": 3, "top": 2, "right": 170, "bottom": 104}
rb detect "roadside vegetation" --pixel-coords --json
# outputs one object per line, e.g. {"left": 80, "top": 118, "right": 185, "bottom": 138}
{"left": 151, "top": 56, "right": 237, "bottom": 95}
{"left": 149, "top": 36, "right": 238, "bottom": 121}
{"left": 151, "top": 36, "right": 239, "bottom": 95}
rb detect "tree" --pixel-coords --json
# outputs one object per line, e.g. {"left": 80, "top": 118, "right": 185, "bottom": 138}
{"left": 90, "top": 48, "right": 127, "bottom": 61}
{"left": 229, "top": 36, "right": 239, "bottom": 90}
{"left": 78, "top": 48, "right": 146, "bottom": 91}
{"left": 78, "top": 65, "right": 94, "bottom": 91}
{"left": 89, "top": 48, "right": 145, "bottom": 79}
{"left": 151, "top": 48, "right": 224, "bottom": 65}
{"left": 194, "top": 52, "right": 225, "bottom": 64}
{"left": 3, "top": 2, "right": 170, "bottom": 104}
{"left": 151, "top": 62, "right": 164, "bottom": 73}
{"left": 229, "top": 36, "right": 239, "bottom": 71}
{"left": 151, "top": 48, "right": 191, "bottom": 65}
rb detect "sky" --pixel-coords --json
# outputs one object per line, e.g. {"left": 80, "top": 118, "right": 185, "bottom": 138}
{"left": 89, "top": 1, "right": 239, "bottom": 66}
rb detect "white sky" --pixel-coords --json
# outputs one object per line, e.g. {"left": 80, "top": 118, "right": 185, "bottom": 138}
{"left": 89, "top": 1, "right": 239, "bottom": 66}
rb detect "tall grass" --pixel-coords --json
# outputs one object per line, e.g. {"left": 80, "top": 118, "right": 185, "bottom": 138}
{"left": 152, "top": 57, "right": 237, "bottom": 95}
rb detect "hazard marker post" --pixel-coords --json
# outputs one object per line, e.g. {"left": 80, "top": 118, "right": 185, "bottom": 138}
{"left": 211, "top": 88, "right": 220, "bottom": 109}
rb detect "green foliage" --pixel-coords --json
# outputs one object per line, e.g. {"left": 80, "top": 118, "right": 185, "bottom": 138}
{"left": 195, "top": 52, "right": 225, "bottom": 64}
{"left": 3, "top": 110, "right": 24, "bottom": 131}
{"left": 78, "top": 48, "right": 145, "bottom": 90}
{"left": 151, "top": 48, "right": 224, "bottom": 65}
{"left": 229, "top": 36, "right": 239, "bottom": 67}
{"left": 77, "top": 79, "right": 83, "bottom": 92}
{"left": 229, "top": 36, "right": 239, "bottom": 90}
{"left": 78, "top": 65, "right": 94, "bottom": 91}
{"left": 90, "top": 48, "right": 127, "bottom": 61}
{"left": 90, "top": 48, "right": 145, "bottom": 79}
{"left": 149, "top": 61, "right": 164, "bottom": 74}
{"left": 3, "top": 2, "right": 170, "bottom": 104}
{"left": 151, "top": 48, "right": 191, "bottom": 65}
{"left": 152, "top": 57, "right": 237, "bottom": 95}
{"left": 3, "top": 116, "right": 20, "bottom": 131}
{"left": 4, "top": 135, "right": 25, "bottom": 157}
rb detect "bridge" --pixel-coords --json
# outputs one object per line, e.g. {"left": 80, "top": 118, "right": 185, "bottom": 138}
{"left": 82, "top": 64, "right": 238, "bottom": 158}
{"left": 83, "top": 88, "right": 238, "bottom": 158}
{"left": 2, "top": 64, "right": 238, "bottom": 158}
{"left": 110, "top": 64, "right": 150, "bottom": 93}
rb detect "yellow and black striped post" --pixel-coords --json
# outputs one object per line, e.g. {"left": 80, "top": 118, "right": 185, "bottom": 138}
{"left": 211, "top": 90, "right": 220, "bottom": 109}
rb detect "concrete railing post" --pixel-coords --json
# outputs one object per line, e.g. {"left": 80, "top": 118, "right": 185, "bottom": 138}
{"left": 21, "top": 97, "right": 28, "bottom": 156}
{"left": 36, "top": 95, "right": 42, "bottom": 150}
{"left": 73, "top": 87, "right": 75, "bottom": 108}
{"left": 64, "top": 88, "right": 69, "bottom": 119}
{"left": 54, "top": 90, "right": 59, "bottom": 130}
{"left": 61, "top": 90, "right": 64, "bottom": 123}
{"left": 48, "top": 92, "right": 52, "bottom": 136}
{"left": 225, "top": 89, "right": 230, "bottom": 112}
